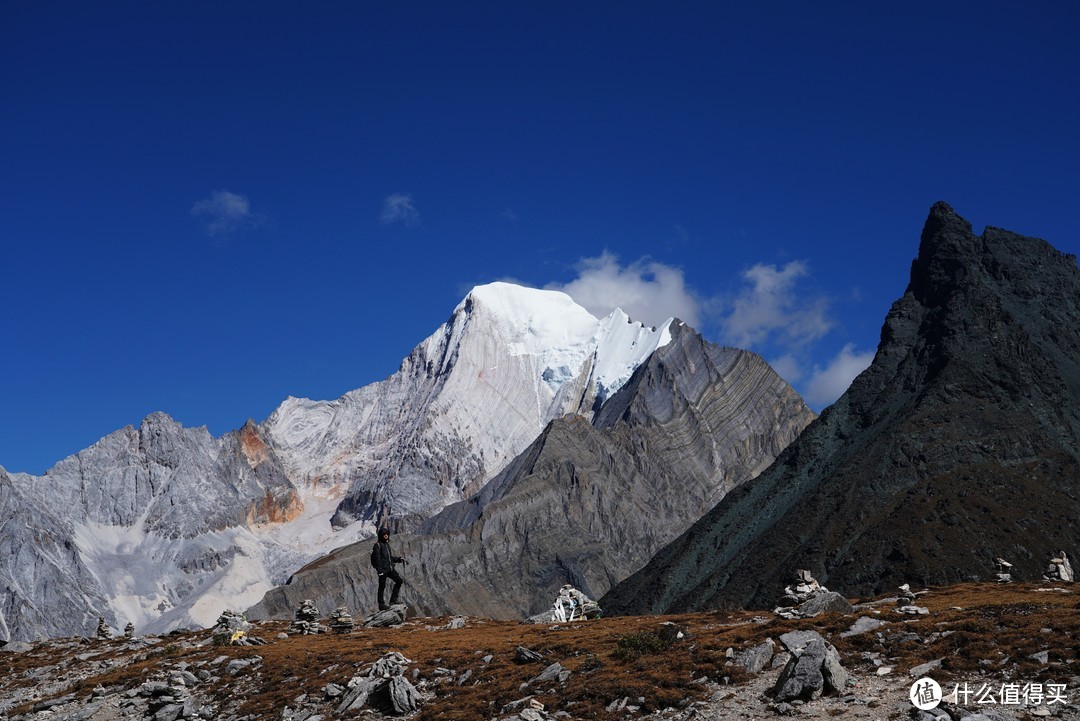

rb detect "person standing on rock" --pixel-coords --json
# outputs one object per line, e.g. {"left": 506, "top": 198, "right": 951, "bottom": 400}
{"left": 370, "top": 527, "right": 406, "bottom": 610}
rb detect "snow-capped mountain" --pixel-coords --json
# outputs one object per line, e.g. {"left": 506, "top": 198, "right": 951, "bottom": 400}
{"left": 263, "top": 282, "right": 672, "bottom": 528}
{"left": 0, "top": 283, "right": 677, "bottom": 641}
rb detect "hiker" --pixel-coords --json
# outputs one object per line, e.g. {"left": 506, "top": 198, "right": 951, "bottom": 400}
{"left": 370, "top": 527, "right": 406, "bottom": 610}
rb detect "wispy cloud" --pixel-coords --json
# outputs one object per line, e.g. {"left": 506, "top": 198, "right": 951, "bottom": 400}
{"left": 546, "top": 251, "right": 700, "bottom": 328}
{"left": 501, "top": 208, "right": 518, "bottom": 222}
{"left": 720, "top": 261, "right": 832, "bottom": 349}
{"left": 715, "top": 259, "right": 874, "bottom": 408}
{"left": 801, "top": 343, "right": 875, "bottom": 407}
{"left": 191, "top": 190, "right": 261, "bottom": 236}
{"left": 380, "top": 193, "right": 421, "bottom": 227}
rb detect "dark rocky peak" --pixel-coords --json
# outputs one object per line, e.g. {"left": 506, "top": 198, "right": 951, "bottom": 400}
{"left": 602, "top": 204, "right": 1080, "bottom": 614}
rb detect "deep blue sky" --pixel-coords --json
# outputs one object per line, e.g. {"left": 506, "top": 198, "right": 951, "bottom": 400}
{"left": 3, "top": 2, "right": 1078, "bottom": 475}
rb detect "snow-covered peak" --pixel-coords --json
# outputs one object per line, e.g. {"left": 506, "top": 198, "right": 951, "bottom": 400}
{"left": 592, "top": 308, "right": 674, "bottom": 402}
{"left": 458, "top": 282, "right": 599, "bottom": 356}
{"left": 455, "top": 282, "right": 673, "bottom": 399}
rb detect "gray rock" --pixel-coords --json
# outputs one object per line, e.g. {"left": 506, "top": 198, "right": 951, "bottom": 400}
{"left": 821, "top": 642, "right": 848, "bottom": 692}
{"left": 529, "top": 662, "right": 569, "bottom": 685}
{"left": 1029, "top": 650, "right": 1050, "bottom": 664}
{"left": 336, "top": 677, "right": 381, "bottom": 713}
{"left": 797, "top": 591, "right": 853, "bottom": 616}
{"left": 840, "top": 616, "right": 886, "bottom": 637}
{"left": 386, "top": 676, "right": 422, "bottom": 714}
{"left": 733, "top": 638, "right": 775, "bottom": 674}
{"left": 364, "top": 605, "right": 406, "bottom": 628}
{"left": 779, "top": 630, "right": 825, "bottom": 656}
{"left": 31, "top": 695, "right": 76, "bottom": 711}
{"left": 773, "top": 634, "right": 848, "bottom": 702}
{"left": 515, "top": 646, "right": 544, "bottom": 663}
{"left": 908, "top": 658, "right": 943, "bottom": 677}
{"left": 153, "top": 704, "right": 184, "bottom": 721}
{"left": 774, "top": 639, "right": 827, "bottom": 701}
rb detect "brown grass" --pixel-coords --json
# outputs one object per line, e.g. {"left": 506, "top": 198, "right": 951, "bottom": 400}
{"left": 2, "top": 582, "right": 1078, "bottom": 719}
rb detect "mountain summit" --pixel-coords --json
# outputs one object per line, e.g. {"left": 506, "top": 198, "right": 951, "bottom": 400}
{"left": 603, "top": 203, "right": 1080, "bottom": 614}
{"left": 262, "top": 281, "right": 673, "bottom": 529}
{"left": 1, "top": 282, "right": 718, "bottom": 641}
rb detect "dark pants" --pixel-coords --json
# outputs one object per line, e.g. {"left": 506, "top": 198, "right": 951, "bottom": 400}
{"left": 377, "top": 568, "right": 403, "bottom": 609}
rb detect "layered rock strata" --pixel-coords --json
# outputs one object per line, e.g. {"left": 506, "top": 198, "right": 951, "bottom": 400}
{"left": 248, "top": 323, "right": 815, "bottom": 620}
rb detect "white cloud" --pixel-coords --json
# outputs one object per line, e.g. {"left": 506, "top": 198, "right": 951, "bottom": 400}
{"left": 380, "top": 193, "right": 421, "bottom": 227}
{"left": 802, "top": 343, "right": 875, "bottom": 407}
{"left": 546, "top": 251, "right": 700, "bottom": 328}
{"left": 721, "top": 261, "right": 833, "bottom": 349}
{"left": 191, "top": 190, "right": 259, "bottom": 236}
{"left": 766, "top": 354, "right": 804, "bottom": 386}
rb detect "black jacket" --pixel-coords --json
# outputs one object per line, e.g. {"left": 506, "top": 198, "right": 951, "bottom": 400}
{"left": 372, "top": 539, "right": 403, "bottom": 574}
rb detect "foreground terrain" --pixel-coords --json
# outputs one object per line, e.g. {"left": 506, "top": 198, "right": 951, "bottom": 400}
{"left": 2, "top": 583, "right": 1078, "bottom": 721}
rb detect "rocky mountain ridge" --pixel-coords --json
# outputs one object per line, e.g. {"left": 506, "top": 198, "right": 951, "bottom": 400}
{"left": 1, "top": 282, "right": 812, "bottom": 641}
{"left": 247, "top": 321, "right": 815, "bottom": 621}
{"left": 602, "top": 202, "right": 1080, "bottom": 615}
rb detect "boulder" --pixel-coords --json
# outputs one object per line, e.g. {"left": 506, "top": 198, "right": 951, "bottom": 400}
{"left": 797, "top": 591, "right": 852, "bottom": 616}
{"left": 364, "top": 605, "right": 406, "bottom": 628}
{"left": 733, "top": 638, "right": 775, "bottom": 674}
{"left": 773, "top": 631, "right": 847, "bottom": 701}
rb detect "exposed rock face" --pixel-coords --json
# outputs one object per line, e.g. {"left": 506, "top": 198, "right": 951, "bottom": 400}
{"left": 247, "top": 323, "right": 815, "bottom": 620}
{"left": 602, "top": 203, "right": 1080, "bottom": 614}
{"left": 0, "top": 415, "right": 299, "bottom": 641}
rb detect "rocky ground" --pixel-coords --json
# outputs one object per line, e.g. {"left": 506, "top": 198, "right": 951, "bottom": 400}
{"left": 2, "top": 583, "right": 1078, "bottom": 721}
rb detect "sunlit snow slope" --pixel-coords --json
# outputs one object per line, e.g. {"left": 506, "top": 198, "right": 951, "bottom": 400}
{"left": 262, "top": 282, "right": 672, "bottom": 528}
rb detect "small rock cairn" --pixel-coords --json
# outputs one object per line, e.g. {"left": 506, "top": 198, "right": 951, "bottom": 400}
{"left": 211, "top": 610, "right": 266, "bottom": 646}
{"left": 290, "top": 599, "right": 327, "bottom": 635}
{"left": 995, "top": 557, "right": 1014, "bottom": 583}
{"left": 1043, "top": 551, "right": 1074, "bottom": 583}
{"left": 895, "top": 583, "right": 929, "bottom": 615}
{"left": 771, "top": 629, "right": 849, "bottom": 706}
{"left": 124, "top": 622, "right": 135, "bottom": 639}
{"left": 774, "top": 570, "right": 850, "bottom": 619}
{"left": 775, "top": 570, "right": 821, "bottom": 618}
{"left": 330, "top": 606, "right": 356, "bottom": 634}
{"left": 96, "top": 617, "right": 111, "bottom": 639}
{"left": 335, "top": 651, "right": 423, "bottom": 716}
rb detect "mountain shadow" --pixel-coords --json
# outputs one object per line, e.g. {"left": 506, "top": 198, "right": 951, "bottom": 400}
{"left": 602, "top": 202, "right": 1080, "bottom": 614}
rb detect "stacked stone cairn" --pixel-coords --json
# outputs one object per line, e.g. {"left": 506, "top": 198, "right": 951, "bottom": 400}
{"left": 211, "top": 610, "right": 266, "bottom": 646}
{"left": 774, "top": 570, "right": 851, "bottom": 619}
{"left": 994, "top": 557, "right": 1014, "bottom": 583}
{"left": 96, "top": 617, "right": 111, "bottom": 639}
{"left": 335, "top": 651, "right": 423, "bottom": 715}
{"left": 124, "top": 622, "right": 135, "bottom": 639}
{"left": 1043, "top": 551, "right": 1075, "bottom": 583}
{"left": 330, "top": 606, "right": 356, "bottom": 634}
{"left": 145, "top": 670, "right": 197, "bottom": 720}
{"left": 290, "top": 599, "right": 327, "bottom": 635}
{"left": 771, "top": 630, "right": 848, "bottom": 705}
{"left": 895, "top": 583, "right": 929, "bottom": 615}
